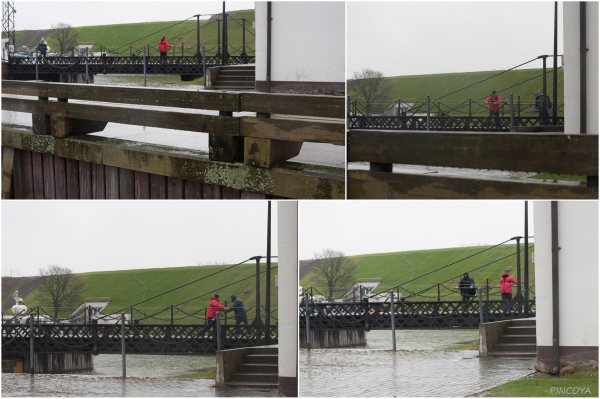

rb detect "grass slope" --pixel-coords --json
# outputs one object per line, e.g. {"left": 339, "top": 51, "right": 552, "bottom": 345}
{"left": 4, "top": 261, "right": 276, "bottom": 323}
{"left": 14, "top": 10, "right": 255, "bottom": 56}
{"left": 350, "top": 68, "right": 563, "bottom": 116}
{"left": 300, "top": 244, "right": 535, "bottom": 301}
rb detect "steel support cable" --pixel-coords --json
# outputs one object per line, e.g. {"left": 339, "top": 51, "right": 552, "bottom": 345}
{"left": 389, "top": 238, "right": 515, "bottom": 294}
{"left": 403, "top": 244, "right": 533, "bottom": 299}
{"left": 227, "top": 16, "right": 256, "bottom": 36}
{"left": 96, "top": 257, "right": 254, "bottom": 320}
{"left": 172, "top": 265, "right": 279, "bottom": 308}
{"left": 110, "top": 16, "right": 196, "bottom": 54}
{"left": 431, "top": 57, "right": 539, "bottom": 103}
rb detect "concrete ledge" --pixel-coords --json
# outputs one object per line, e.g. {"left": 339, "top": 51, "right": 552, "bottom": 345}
{"left": 216, "top": 345, "right": 277, "bottom": 387}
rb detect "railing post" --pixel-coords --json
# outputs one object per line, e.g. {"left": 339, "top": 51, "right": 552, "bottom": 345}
{"left": 390, "top": 291, "right": 396, "bottom": 351}
{"left": 37, "top": 306, "right": 40, "bottom": 324}
{"left": 143, "top": 47, "right": 147, "bottom": 87}
{"left": 35, "top": 48, "right": 39, "bottom": 81}
{"left": 171, "top": 305, "right": 174, "bottom": 325}
{"left": 510, "top": 93, "right": 515, "bottom": 128}
{"left": 304, "top": 293, "right": 311, "bottom": 350}
{"left": 121, "top": 313, "right": 126, "bottom": 378}
{"left": 92, "top": 319, "right": 98, "bottom": 356}
{"left": 241, "top": 19, "right": 248, "bottom": 63}
{"left": 426, "top": 94, "right": 431, "bottom": 131}
{"left": 216, "top": 311, "right": 222, "bottom": 351}
{"left": 29, "top": 313, "right": 34, "bottom": 374}
{"left": 437, "top": 283, "right": 441, "bottom": 302}
{"left": 478, "top": 288, "right": 484, "bottom": 324}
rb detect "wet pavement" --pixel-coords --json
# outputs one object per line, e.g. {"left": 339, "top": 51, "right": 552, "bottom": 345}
{"left": 300, "top": 330, "right": 535, "bottom": 397}
{"left": 1, "top": 373, "right": 277, "bottom": 397}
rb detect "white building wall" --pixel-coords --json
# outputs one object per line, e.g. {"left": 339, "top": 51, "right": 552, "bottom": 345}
{"left": 533, "top": 201, "right": 599, "bottom": 348}
{"left": 255, "top": 2, "right": 345, "bottom": 91}
{"left": 277, "top": 201, "right": 298, "bottom": 396}
{"left": 563, "top": 2, "right": 599, "bottom": 133}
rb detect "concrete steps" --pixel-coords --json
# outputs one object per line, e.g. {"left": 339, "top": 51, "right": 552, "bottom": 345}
{"left": 213, "top": 65, "right": 255, "bottom": 90}
{"left": 488, "top": 319, "right": 537, "bottom": 358}
{"left": 225, "top": 347, "right": 278, "bottom": 389}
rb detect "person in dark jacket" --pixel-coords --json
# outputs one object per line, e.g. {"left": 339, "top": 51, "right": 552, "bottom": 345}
{"left": 37, "top": 39, "right": 47, "bottom": 58}
{"left": 456, "top": 271, "right": 475, "bottom": 310}
{"left": 500, "top": 271, "right": 518, "bottom": 312}
{"left": 230, "top": 294, "right": 248, "bottom": 325}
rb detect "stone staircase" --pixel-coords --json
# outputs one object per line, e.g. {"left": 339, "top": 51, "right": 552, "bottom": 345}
{"left": 488, "top": 319, "right": 536, "bottom": 358}
{"left": 211, "top": 65, "right": 255, "bottom": 91}
{"left": 225, "top": 346, "right": 278, "bottom": 389}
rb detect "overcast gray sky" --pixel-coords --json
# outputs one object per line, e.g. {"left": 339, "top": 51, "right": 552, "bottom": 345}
{"left": 299, "top": 201, "right": 534, "bottom": 260}
{"left": 11, "top": 1, "right": 255, "bottom": 30}
{"left": 2, "top": 201, "right": 277, "bottom": 277}
{"left": 347, "top": 1, "right": 564, "bottom": 78}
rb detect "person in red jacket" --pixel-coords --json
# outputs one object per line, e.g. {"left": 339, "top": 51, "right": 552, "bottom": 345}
{"left": 158, "top": 36, "right": 172, "bottom": 62}
{"left": 500, "top": 271, "right": 518, "bottom": 312}
{"left": 206, "top": 294, "right": 228, "bottom": 321}
{"left": 484, "top": 90, "right": 502, "bottom": 129}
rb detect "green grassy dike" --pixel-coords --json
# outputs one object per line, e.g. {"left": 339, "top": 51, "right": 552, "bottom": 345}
{"left": 487, "top": 371, "right": 598, "bottom": 397}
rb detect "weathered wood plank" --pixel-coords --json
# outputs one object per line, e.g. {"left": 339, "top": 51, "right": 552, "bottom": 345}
{"left": 240, "top": 117, "right": 344, "bottom": 145}
{"left": 119, "top": 168, "right": 135, "bottom": 199}
{"left": 92, "top": 164, "right": 105, "bottom": 199}
{"left": 150, "top": 174, "right": 167, "bottom": 199}
{"left": 18, "top": 150, "right": 35, "bottom": 199}
{"left": 203, "top": 183, "right": 222, "bottom": 199}
{"left": 53, "top": 156, "right": 68, "bottom": 199}
{"left": 66, "top": 158, "right": 80, "bottom": 199}
{"left": 105, "top": 166, "right": 119, "bottom": 199}
{"left": 244, "top": 137, "right": 303, "bottom": 168}
{"left": 348, "top": 130, "right": 599, "bottom": 176}
{"left": 184, "top": 180, "right": 203, "bottom": 199}
{"left": 347, "top": 170, "right": 598, "bottom": 199}
{"left": 42, "top": 154, "right": 56, "bottom": 199}
{"left": 2, "top": 97, "right": 240, "bottom": 136}
{"left": 222, "top": 186, "right": 241, "bottom": 199}
{"left": 135, "top": 171, "right": 150, "bottom": 199}
{"left": 45, "top": 82, "right": 241, "bottom": 112}
{"left": 2, "top": 146, "right": 15, "bottom": 199}
{"left": 31, "top": 151, "right": 44, "bottom": 199}
{"left": 1, "top": 80, "right": 48, "bottom": 97}
{"left": 241, "top": 92, "right": 345, "bottom": 119}
{"left": 167, "top": 177, "right": 184, "bottom": 199}
{"left": 78, "top": 161, "right": 93, "bottom": 199}
{"left": 2, "top": 128, "right": 345, "bottom": 199}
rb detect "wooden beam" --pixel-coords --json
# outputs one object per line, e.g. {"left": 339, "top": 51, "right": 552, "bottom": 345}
{"left": 244, "top": 137, "right": 303, "bottom": 168}
{"left": 2, "top": 128, "right": 345, "bottom": 199}
{"left": 241, "top": 92, "right": 345, "bottom": 119}
{"left": 348, "top": 130, "right": 598, "bottom": 176}
{"left": 240, "top": 117, "right": 344, "bottom": 146}
{"left": 2, "top": 80, "right": 240, "bottom": 112}
{"left": 1, "top": 146, "right": 15, "bottom": 199}
{"left": 2, "top": 97, "right": 239, "bottom": 136}
{"left": 347, "top": 170, "right": 598, "bottom": 199}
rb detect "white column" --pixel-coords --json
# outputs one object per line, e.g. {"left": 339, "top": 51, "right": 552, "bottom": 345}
{"left": 277, "top": 201, "right": 298, "bottom": 396}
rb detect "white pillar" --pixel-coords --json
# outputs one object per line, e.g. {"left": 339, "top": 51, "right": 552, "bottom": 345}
{"left": 277, "top": 201, "right": 298, "bottom": 396}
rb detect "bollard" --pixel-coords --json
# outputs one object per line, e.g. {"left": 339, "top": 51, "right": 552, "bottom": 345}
{"left": 29, "top": 313, "right": 34, "bottom": 374}
{"left": 478, "top": 288, "right": 484, "bottom": 324}
{"left": 390, "top": 291, "right": 396, "bottom": 351}
{"left": 121, "top": 313, "right": 126, "bottom": 378}
{"left": 426, "top": 95, "right": 431, "bottom": 131}
{"left": 143, "top": 47, "right": 147, "bottom": 86}
{"left": 216, "top": 311, "right": 222, "bottom": 351}
{"left": 510, "top": 93, "right": 515, "bottom": 127}
{"left": 305, "top": 292, "right": 311, "bottom": 350}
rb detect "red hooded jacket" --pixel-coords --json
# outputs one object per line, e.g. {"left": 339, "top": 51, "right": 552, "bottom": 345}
{"left": 485, "top": 93, "right": 502, "bottom": 112}
{"left": 158, "top": 38, "right": 170, "bottom": 53}
{"left": 206, "top": 295, "right": 226, "bottom": 319}
{"left": 500, "top": 272, "right": 518, "bottom": 294}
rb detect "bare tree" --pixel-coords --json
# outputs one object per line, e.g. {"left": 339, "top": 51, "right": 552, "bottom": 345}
{"left": 351, "top": 68, "right": 393, "bottom": 115}
{"left": 313, "top": 249, "right": 356, "bottom": 300}
{"left": 38, "top": 265, "right": 84, "bottom": 319}
{"left": 50, "top": 22, "right": 79, "bottom": 55}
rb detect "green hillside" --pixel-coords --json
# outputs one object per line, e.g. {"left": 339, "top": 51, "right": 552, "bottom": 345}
{"left": 13, "top": 10, "right": 255, "bottom": 56}
{"left": 3, "top": 261, "right": 277, "bottom": 324}
{"left": 300, "top": 244, "right": 535, "bottom": 301}
{"left": 349, "top": 68, "right": 563, "bottom": 116}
